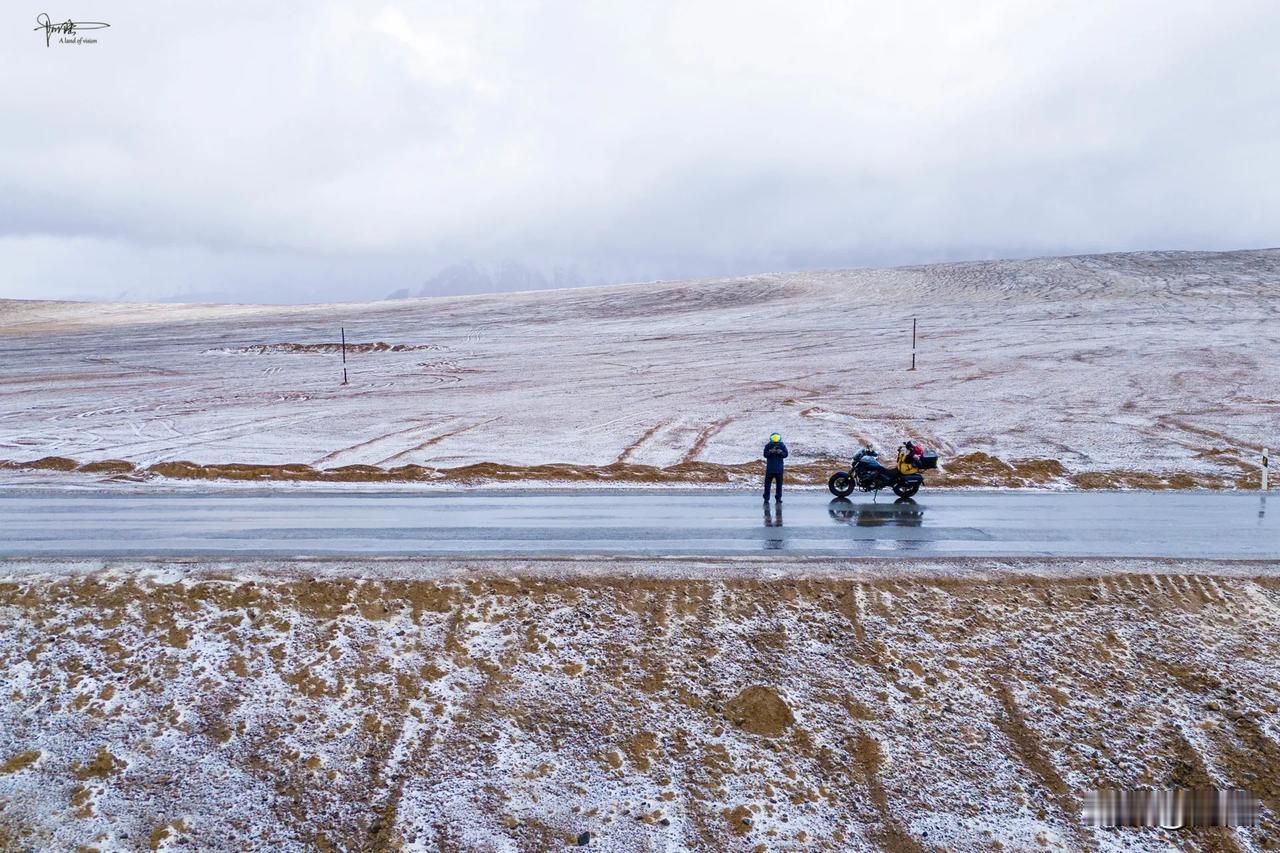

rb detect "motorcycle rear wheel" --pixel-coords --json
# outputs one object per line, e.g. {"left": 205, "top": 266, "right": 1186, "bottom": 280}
{"left": 828, "top": 473, "right": 855, "bottom": 497}
{"left": 892, "top": 480, "right": 920, "bottom": 499}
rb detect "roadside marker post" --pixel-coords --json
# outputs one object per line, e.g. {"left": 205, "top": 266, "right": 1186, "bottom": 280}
{"left": 1264, "top": 448, "right": 1270, "bottom": 491}
{"left": 909, "top": 317, "right": 917, "bottom": 371}
{"left": 341, "top": 326, "right": 348, "bottom": 386}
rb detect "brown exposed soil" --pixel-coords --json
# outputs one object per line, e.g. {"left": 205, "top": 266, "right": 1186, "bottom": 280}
{"left": 213, "top": 342, "right": 443, "bottom": 354}
{"left": 145, "top": 461, "right": 322, "bottom": 481}
{"left": 0, "top": 751, "right": 41, "bottom": 775}
{"left": 724, "top": 686, "right": 794, "bottom": 737}
{"left": 0, "top": 453, "right": 1259, "bottom": 489}
{"left": 148, "top": 819, "right": 189, "bottom": 850}
{"left": 931, "top": 451, "right": 1066, "bottom": 486}
{"left": 14, "top": 456, "right": 80, "bottom": 472}
{"left": 73, "top": 747, "right": 122, "bottom": 780}
{"left": 76, "top": 460, "right": 137, "bottom": 474}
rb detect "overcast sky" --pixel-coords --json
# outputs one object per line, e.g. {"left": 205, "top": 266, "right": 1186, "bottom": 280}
{"left": 4, "top": 1, "right": 1279, "bottom": 302}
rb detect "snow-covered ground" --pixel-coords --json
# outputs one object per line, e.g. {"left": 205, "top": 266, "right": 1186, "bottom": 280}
{"left": 1, "top": 558, "right": 1277, "bottom": 850}
{"left": 1, "top": 249, "right": 1277, "bottom": 488}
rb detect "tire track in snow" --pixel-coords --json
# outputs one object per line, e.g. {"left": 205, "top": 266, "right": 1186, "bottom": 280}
{"left": 680, "top": 418, "right": 732, "bottom": 465}
{"left": 615, "top": 422, "right": 668, "bottom": 464}
{"left": 311, "top": 420, "right": 443, "bottom": 467}
{"left": 374, "top": 418, "right": 498, "bottom": 466}
{"left": 66, "top": 413, "right": 316, "bottom": 460}
{"left": 851, "top": 734, "right": 924, "bottom": 853}
{"left": 990, "top": 681, "right": 1088, "bottom": 849}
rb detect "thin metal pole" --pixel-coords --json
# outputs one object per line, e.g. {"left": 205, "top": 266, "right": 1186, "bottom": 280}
{"left": 341, "top": 326, "right": 348, "bottom": 385}
{"left": 909, "top": 317, "right": 917, "bottom": 371}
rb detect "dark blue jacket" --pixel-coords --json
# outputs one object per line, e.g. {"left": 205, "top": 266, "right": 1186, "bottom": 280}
{"left": 763, "top": 441, "right": 789, "bottom": 474}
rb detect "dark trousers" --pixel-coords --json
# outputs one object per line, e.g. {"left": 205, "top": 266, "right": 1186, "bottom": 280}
{"left": 764, "top": 471, "right": 783, "bottom": 500}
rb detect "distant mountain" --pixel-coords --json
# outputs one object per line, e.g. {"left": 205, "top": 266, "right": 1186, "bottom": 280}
{"left": 419, "top": 261, "right": 585, "bottom": 296}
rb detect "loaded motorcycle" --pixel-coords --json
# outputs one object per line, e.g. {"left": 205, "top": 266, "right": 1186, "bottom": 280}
{"left": 828, "top": 441, "right": 939, "bottom": 499}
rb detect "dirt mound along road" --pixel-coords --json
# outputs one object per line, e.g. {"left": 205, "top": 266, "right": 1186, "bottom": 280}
{"left": 0, "top": 451, "right": 1263, "bottom": 489}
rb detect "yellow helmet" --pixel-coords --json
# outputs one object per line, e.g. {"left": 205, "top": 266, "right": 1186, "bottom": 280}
{"left": 770, "top": 433, "right": 781, "bottom": 443}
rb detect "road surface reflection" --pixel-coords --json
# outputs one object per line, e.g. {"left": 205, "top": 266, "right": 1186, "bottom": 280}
{"left": 827, "top": 497, "right": 924, "bottom": 527}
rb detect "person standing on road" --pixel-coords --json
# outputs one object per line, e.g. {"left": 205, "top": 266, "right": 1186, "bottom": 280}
{"left": 763, "top": 432, "right": 788, "bottom": 502}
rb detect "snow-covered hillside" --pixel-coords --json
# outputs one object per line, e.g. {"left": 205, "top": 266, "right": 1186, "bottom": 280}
{"left": 1, "top": 249, "right": 1277, "bottom": 487}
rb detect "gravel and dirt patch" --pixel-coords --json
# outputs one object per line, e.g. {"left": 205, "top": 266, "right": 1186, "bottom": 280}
{"left": 1, "top": 559, "right": 1278, "bottom": 850}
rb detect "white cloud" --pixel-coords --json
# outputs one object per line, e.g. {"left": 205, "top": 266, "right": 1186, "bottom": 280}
{"left": 2, "top": 0, "right": 1278, "bottom": 301}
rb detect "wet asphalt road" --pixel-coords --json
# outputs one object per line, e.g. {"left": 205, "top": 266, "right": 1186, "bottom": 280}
{"left": 0, "top": 489, "right": 1275, "bottom": 559}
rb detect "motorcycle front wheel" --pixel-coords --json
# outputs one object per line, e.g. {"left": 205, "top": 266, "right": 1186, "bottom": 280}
{"left": 892, "top": 480, "right": 920, "bottom": 499}
{"left": 828, "top": 473, "right": 855, "bottom": 497}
